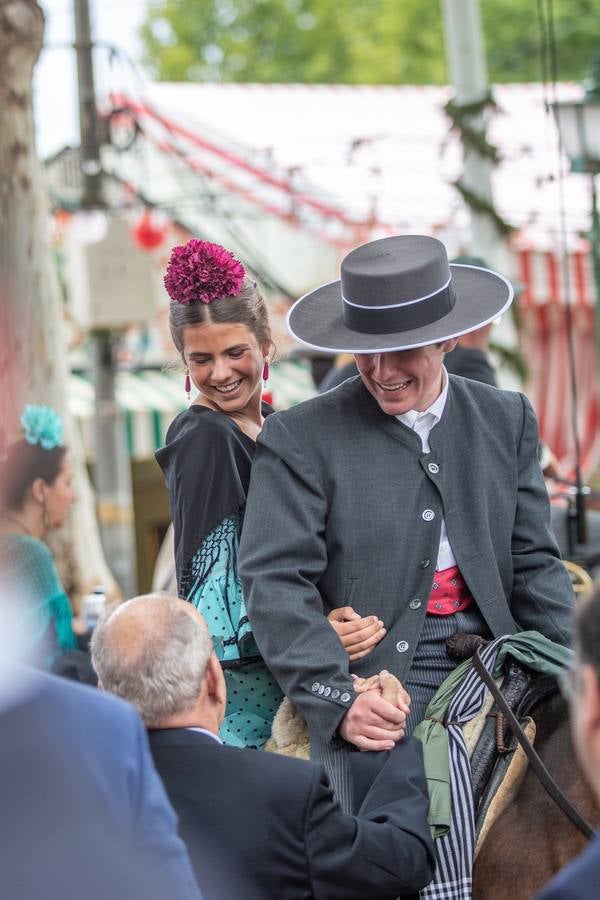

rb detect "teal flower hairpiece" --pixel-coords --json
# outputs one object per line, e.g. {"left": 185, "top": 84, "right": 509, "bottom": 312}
{"left": 20, "top": 405, "right": 64, "bottom": 450}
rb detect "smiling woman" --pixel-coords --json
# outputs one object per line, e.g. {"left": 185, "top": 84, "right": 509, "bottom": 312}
{"left": 166, "top": 242, "right": 271, "bottom": 435}
{"left": 155, "top": 240, "right": 283, "bottom": 748}
{"left": 184, "top": 323, "right": 268, "bottom": 436}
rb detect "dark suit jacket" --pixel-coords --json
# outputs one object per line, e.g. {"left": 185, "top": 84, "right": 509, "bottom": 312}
{"left": 536, "top": 833, "right": 600, "bottom": 899}
{"left": 239, "top": 375, "right": 574, "bottom": 741}
{"left": 148, "top": 728, "right": 435, "bottom": 900}
{"left": 0, "top": 670, "right": 201, "bottom": 900}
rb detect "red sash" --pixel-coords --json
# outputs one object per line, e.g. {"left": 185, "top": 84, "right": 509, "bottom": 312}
{"left": 427, "top": 565, "right": 473, "bottom": 616}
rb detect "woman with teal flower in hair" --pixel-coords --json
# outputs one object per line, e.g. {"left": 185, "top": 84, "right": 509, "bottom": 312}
{"left": 0, "top": 405, "right": 81, "bottom": 669}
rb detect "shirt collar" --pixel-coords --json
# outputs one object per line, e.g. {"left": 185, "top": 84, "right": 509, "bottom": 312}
{"left": 397, "top": 367, "right": 449, "bottom": 429}
{"left": 186, "top": 727, "right": 222, "bottom": 744}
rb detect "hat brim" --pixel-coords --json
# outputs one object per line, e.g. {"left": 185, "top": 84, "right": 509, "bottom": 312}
{"left": 287, "top": 264, "right": 514, "bottom": 353}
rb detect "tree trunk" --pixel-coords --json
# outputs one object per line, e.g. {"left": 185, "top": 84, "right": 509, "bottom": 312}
{"left": 0, "top": 0, "right": 117, "bottom": 602}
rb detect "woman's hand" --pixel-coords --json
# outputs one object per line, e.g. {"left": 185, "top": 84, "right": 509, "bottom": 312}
{"left": 327, "top": 606, "right": 386, "bottom": 661}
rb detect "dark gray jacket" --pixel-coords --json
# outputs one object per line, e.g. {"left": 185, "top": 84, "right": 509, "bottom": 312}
{"left": 239, "top": 375, "right": 573, "bottom": 741}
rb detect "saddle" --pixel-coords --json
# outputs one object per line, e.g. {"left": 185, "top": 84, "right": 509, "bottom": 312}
{"left": 446, "top": 632, "right": 559, "bottom": 849}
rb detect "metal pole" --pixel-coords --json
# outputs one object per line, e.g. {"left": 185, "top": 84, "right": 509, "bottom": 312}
{"left": 72, "top": 0, "right": 137, "bottom": 596}
{"left": 440, "top": 0, "right": 503, "bottom": 269}
{"left": 89, "top": 332, "right": 137, "bottom": 596}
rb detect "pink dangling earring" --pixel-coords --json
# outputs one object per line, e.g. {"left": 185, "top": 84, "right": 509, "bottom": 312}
{"left": 262, "top": 361, "right": 269, "bottom": 386}
{"left": 184, "top": 371, "right": 191, "bottom": 399}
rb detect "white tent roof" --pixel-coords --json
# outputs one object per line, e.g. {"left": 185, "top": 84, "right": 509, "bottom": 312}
{"left": 113, "top": 81, "right": 590, "bottom": 256}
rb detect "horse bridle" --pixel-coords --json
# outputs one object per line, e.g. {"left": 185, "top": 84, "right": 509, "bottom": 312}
{"left": 472, "top": 648, "right": 596, "bottom": 841}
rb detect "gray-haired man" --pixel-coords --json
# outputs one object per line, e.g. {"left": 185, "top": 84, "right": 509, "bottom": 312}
{"left": 92, "top": 593, "right": 435, "bottom": 900}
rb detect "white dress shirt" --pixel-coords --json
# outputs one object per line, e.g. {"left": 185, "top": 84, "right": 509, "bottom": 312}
{"left": 397, "top": 369, "right": 456, "bottom": 572}
{"left": 186, "top": 727, "right": 222, "bottom": 744}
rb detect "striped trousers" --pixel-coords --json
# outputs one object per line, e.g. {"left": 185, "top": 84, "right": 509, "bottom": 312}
{"left": 311, "top": 606, "right": 490, "bottom": 814}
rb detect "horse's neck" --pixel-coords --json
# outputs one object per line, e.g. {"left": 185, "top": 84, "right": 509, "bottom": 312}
{"left": 474, "top": 692, "right": 600, "bottom": 899}
{"left": 530, "top": 693, "right": 600, "bottom": 834}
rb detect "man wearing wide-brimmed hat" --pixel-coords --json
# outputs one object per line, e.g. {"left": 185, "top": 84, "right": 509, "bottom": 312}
{"left": 239, "top": 234, "right": 574, "bottom": 810}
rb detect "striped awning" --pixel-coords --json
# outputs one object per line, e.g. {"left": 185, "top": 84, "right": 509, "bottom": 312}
{"left": 513, "top": 242, "right": 600, "bottom": 475}
{"left": 516, "top": 241, "right": 596, "bottom": 308}
{"left": 69, "top": 359, "right": 316, "bottom": 460}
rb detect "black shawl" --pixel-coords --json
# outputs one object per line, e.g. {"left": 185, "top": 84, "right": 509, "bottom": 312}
{"left": 155, "top": 403, "right": 271, "bottom": 594}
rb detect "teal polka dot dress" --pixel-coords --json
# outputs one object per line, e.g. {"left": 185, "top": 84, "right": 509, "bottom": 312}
{"left": 185, "top": 512, "right": 283, "bottom": 748}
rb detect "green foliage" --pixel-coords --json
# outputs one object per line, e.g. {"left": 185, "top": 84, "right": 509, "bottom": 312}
{"left": 445, "top": 94, "right": 500, "bottom": 163}
{"left": 453, "top": 180, "right": 514, "bottom": 236}
{"left": 141, "top": 0, "right": 600, "bottom": 85}
{"left": 140, "top": 0, "right": 445, "bottom": 83}
{"left": 481, "top": 0, "right": 600, "bottom": 84}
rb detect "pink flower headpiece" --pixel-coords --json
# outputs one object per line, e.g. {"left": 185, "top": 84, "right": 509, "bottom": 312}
{"left": 164, "top": 239, "right": 245, "bottom": 305}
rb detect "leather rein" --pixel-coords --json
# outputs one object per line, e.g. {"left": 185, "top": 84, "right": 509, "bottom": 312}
{"left": 472, "top": 648, "right": 595, "bottom": 841}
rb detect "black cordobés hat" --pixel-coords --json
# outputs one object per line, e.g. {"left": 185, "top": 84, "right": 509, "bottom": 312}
{"left": 287, "top": 234, "right": 513, "bottom": 353}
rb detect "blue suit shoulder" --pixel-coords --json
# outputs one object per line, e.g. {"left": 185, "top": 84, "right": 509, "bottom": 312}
{"left": 537, "top": 834, "right": 600, "bottom": 899}
{"left": 0, "top": 671, "right": 202, "bottom": 900}
{"left": 19, "top": 673, "right": 148, "bottom": 795}
{"left": 33, "top": 670, "right": 140, "bottom": 732}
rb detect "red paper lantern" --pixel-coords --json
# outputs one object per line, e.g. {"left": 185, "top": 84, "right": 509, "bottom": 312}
{"left": 54, "top": 209, "right": 73, "bottom": 227}
{"left": 131, "top": 210, "right": 169, "bottom": 251}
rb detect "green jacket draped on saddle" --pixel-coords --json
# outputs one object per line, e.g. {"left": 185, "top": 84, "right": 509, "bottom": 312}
{"left": 413, "top": 630, "right": 573, "bottom": 837}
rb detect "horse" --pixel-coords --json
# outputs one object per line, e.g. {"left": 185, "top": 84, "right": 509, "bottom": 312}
{"left": 268, "top": 632, "right": 600, "bottom": 898}
{"left": 473, "top": 687, "right": 600, "bottom": 898}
